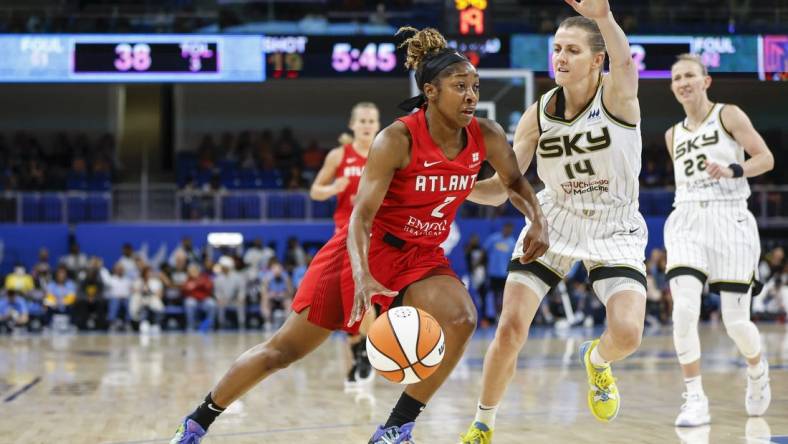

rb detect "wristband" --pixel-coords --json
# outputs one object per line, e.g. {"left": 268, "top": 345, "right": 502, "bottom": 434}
{"left": 728, "top": 163, "right": 744, "bottom": 178}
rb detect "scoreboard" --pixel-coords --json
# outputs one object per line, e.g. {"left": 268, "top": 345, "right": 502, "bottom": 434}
{"left": 0, "top": 34, "right": 264, "bottom": 82}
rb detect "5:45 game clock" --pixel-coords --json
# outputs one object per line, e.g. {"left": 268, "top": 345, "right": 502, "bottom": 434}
{"left": 331, "top": 42, "right": 397, "bottom": 73}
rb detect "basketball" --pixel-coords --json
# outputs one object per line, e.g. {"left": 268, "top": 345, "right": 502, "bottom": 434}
{"left": 365, "top": 306, "right": 445, "bottom": 384}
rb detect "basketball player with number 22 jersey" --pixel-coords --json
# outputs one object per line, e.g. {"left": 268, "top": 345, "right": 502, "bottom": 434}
{"left": 665, "top": 54, "right": 774, "bottom": 429}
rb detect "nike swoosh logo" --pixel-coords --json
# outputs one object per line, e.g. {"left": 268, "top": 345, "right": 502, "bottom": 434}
{"left": 207, "top": 403, "right": 224, "bottom": 413}
{"left": 423, "top": 160, "right": 442, "bottom": 167}
{"left": 736, "top": 218, "right": 746, "bottom": 223}
{"left": 347, "top": 158, "right": 357, "bottom": 163}
{"left": 628, "top": 228, "right": 639, "bottom": 234}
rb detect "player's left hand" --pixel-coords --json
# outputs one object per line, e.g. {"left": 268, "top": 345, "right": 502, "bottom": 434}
{"left": 564, "top": 0, "right": 611, "bottom": 20}
{"left": 519, "top": 217, "right": 550, "bottom": 264}
{"left": 706, "top": 161, "right": 734, "bottom": 179}
{"left": 348, "top": 275, "right": 398, "bottom": 327}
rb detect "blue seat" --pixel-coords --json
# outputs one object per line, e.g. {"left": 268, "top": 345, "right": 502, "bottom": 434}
{"left": 267, "top": 195, "right": 285, "bottom": 218}
{"left": 41, "top": 195, "right": 63, "bottom": 222}
{"left": 87, "top": 196, "right": 109, "bottom": 221}
{"left": 221, "top": 195, "right": 241, "bottom": 219}
{"left": 22, "top": 195, "right": 39, "bottom": 222}
{"left": 66, "top": 173, "right": 89, "bottom": 191}
{"left": 240, "top": 169, "right": 261, "bottom": 189}
{"left": 311, "top": 197, "right": 336, "bottom": 219}
{"left": 88, "top": 173, "right": 112, "bottom": 191}
{"left": 242, "top": 195, "right": 261, "bottom": 219}
{"left": 283, "top": 194, "right": 305, "bottom": 218}
{"left": 67, "top": 196, "right": 87, "bottom": 223}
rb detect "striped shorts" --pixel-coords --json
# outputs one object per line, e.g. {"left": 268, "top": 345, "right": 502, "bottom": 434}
{"left": 665, "top": 200, "right": 760, "bottom": 293}
{"left": 510, "top": 201, "right": 648, "bottom": 290}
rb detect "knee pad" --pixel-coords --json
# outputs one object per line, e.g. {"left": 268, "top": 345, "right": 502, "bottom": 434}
{"left": 721, "top": 291, "right": 761, "bottom": 359}
{"left": 592, "top": 276, "right": 646, "bottom": 306}
{"left": 670, "top": 276, "right": 703, "bottom": 364}
{"left": 506, "top": 271, "right": 551, "bottom": 301}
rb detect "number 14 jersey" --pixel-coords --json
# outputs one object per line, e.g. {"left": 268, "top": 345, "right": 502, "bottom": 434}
{"left": 536, "top": 82, "right": 642, "bottom": 212}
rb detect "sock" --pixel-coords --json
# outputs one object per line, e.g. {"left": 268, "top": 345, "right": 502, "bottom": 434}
{"left": 474, "top": 402, "right": 498, "bottom": 429}
{"left": 590, "top": 345, "right": 610, "bottom": 369}
{"left": 188, "top": 393, "right": 226, "bottom": 431}
{"left": 684, "top": 375, "right": 704, "bottom": 395}
{"left": 747, "top": 360, "right": 765, "bottom": 378}
{"left": 383, "top": 392, "right": 426, "bottom": 428}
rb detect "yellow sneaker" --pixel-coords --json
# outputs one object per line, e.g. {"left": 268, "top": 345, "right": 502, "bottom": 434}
{"left": 579, "top": 339, "right": 620, "bottom": 422}
{"left": 459, "top": 421, "right": 493, "bottom": 444}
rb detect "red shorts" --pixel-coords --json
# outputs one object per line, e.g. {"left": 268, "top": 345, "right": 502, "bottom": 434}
{"left": 291, "top": 227, "right": 457, "bottom": 334}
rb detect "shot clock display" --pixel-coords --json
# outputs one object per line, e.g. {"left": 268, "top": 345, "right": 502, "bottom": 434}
{"left": 0, "top": 34, "right": 264, "bottom": 82}
{"left": 264, "top": 35, "right": 407, "bottom": 79}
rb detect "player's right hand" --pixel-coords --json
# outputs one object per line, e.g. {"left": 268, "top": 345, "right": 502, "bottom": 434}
{"left": 334, "top": 177, "right": 350, "bottom": 193}
{"left": 519, "top": 218, "right": 549, "bottom": 264}
{"left": 348, "top": 275, "right": 398, "bottom": 327}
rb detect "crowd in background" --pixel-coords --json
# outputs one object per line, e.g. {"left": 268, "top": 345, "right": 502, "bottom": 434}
{"left": 2, "top": 230, "right": 785, "bottom": 335}
{"left": 0, "top": 131, "right": 116, "bottom": 192}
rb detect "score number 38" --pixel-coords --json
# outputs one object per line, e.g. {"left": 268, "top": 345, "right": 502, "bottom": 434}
{"left": 114, "top": 43, "right": 152, "bottom": 72}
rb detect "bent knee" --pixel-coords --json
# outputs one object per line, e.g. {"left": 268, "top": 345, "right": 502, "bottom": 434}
{"left": 444, "top": 308, "right": 477, "bottom": 336}
{"left": 494, "top": 319, "right": 530, "bottom": 351}
{"left": 610, "top": 321, "right": 643, "bottom": 351}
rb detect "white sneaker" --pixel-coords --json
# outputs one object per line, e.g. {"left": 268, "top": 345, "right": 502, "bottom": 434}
{"left": 675, "top": 392, "right": 711, "bottom": 427}
{"left": 746, "top": 360, "right": 771, "bottom": 416}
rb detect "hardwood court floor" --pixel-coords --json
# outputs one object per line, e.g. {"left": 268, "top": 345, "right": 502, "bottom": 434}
{"left": 0, "top": 323, "right": 786, "bottom": 444}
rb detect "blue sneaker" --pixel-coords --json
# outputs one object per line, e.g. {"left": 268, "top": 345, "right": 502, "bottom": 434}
{"left": 169, "top": 418, "right": 206, "bottom": 444}
{"left": 368, "top": 422, "right": 415, "bottom": 443}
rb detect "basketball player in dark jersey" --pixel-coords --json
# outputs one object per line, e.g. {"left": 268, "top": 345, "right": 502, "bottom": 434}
{"left": 170, "top": 27, "right": 549, "bottom": 444}
{"left": 310, "top": 102, "right": 380, "bottom": 389}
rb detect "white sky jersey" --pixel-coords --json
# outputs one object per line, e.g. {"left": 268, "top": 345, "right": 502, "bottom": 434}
{"left": 536, "top": 82, "right": 642, "bottom": 211}
{"left": 671, "top": 103, "right": 750, "bottom": 204}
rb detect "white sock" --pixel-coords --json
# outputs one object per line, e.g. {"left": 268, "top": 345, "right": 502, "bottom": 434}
{"left": 590, "top": 346, "right": 610, "bottom": 368}
{"left": 684, "top": 375, "right": 704, "bottom": 395}
{"left": 474, "top": 403, "right": 498, "bottom": 429}
{"left": 747, "top": 359, "right": 765, "bottom": 378}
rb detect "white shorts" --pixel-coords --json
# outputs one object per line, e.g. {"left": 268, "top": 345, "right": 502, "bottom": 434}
{"left": 665, "top": 200, "right": 760, "bottom": 293}
{"left": 511, "top": 201, "right": 647, "bottom": 294}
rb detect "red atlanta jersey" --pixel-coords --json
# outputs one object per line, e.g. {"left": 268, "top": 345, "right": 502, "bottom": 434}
{"left": 333, "top": 143, "right": 367, "bottom": 229}
{"left": 371, "top": 108, "right": 487, "bottom": 248}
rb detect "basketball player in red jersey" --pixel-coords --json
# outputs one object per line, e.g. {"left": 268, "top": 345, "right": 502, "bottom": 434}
{"left": 310, "top": 102, "right": 380, "bottom": 389}
{"left": 169, "top": 26, "right": 549, "bottom": 444}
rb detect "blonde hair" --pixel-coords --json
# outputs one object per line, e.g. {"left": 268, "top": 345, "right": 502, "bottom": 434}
{"left": 396, "top": 26, "right": 448, "bottom": 70}
{"left": 673, "top": 53, "right": 708, "bottom": 76}
{"left": 349, "top": 101, "right": 378, "bottom": 124}
{"left": 558, "top": 16, "right": 606, "bottom": 58}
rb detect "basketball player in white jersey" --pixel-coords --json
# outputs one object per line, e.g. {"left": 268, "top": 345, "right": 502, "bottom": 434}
{"left": 665, "top": 54, "right": 774, "bottom": 427}
{"left": 460, "top": 0, "right": 646, "bottom": 440}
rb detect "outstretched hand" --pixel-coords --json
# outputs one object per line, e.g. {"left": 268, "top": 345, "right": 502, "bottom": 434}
{"left": 347, "top": 275, "right": 398, "bottom": 327}
{"left": 563, "top": 0, "right": 611, "bottom": 20}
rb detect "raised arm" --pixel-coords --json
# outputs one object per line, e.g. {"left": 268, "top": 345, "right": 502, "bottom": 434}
{"left": 468, "top": 102, "right": 540, "bottom": 206}
{"left": 309, "top": 147, "right": 348, "bottom": 201}
{"left": 479, "top": 118, "right": 549, "bottom": 263}
{"left": 706, "top": 105, "right": 775, "bottom": 179}
{"left": 346, "top": 124, "right": 406, "bottom": 325}
{"left": 566, "top": 0, "right": 639, "bottom": 122}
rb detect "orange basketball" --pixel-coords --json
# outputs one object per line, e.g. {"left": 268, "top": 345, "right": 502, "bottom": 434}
{"left": 365, "top": 306, "right": 445, "bottom": 384}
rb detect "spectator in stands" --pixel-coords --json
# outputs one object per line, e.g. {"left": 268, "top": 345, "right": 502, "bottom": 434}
{"left": 243, "top": 238, "right": 275, "bottom": 276}
{"left": 32, "top": 248, "right": 51, "bottom": 282}
{"left": 169, "top": 236, "right": 202, "bottom": 266}
{"left": 284, "top": 236, "right": 306, "bottom": 270}
{"left": 182, "top": 263, "right": 215, "bottom": 331}
{"left": 4, "top": 263, "right": 34, "bottom": 296}
{"left": 286, "top": 165, "right": 307, "bottom": 189}
{"left": 59, "top": 242, "right": 89, "bottom": 280}
{"left": 482, "top": 223, "right": 516, "bottom": 325}
{"left": 291, "top": 253, "right": 312, "bottom": 289}
{"left": 117, "top": 243, "right": 140, "bottom": 280}
{"left": 260, "top": 258, "right": 293, "bottom": 327}
{"left": 646, "top": 248, "right": 671, "bottom": 324}
{"left": 74, "top": 257, "right": 108, "bottom": 330}
{"left": 301, "top": 140, "right": 326, "bottom": 173}
{"left": 105, "top": 262, "right": 132, "bottom": 330}
{"left": 464, "top": 234, "right": 488, "bottom": 325}
{"left": 0, "top": 289, "right": 28, "bottom": 333}
{"left": 130, "top": 266, "right": 164, "bottom": 334}
{"left": 214, "top": 256, "right": 246, "bottom": 329}
{"left": 44, "top": 265, "right": 77, "bottom": 325}
{"left": 759, "top": 246, "right": 784, "bottom": 284}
